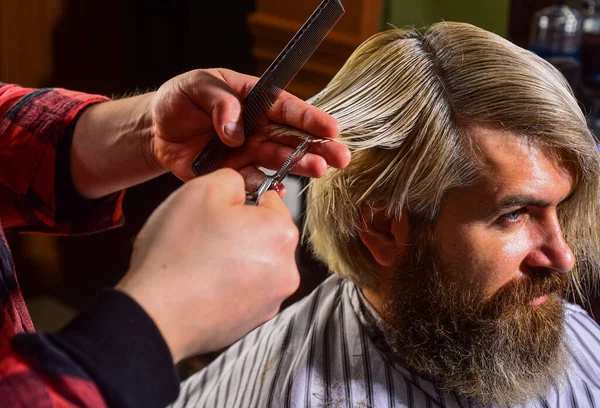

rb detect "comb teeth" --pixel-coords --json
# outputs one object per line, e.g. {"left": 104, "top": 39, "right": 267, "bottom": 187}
{"left": 191, "top": 138, "right": 234, "bottom": 176}
{"left": 191, "top": 0, "right": 345, "bottom": 177}
{"left": 259, "top": 0, "right": 344, "bottom": 95}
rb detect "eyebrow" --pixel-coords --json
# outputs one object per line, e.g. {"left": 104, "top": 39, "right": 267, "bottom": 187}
{"left": 489, "top": 195, "right": 552, "bottom": 215}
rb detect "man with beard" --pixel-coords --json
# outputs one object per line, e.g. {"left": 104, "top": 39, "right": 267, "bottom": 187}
{"left": 171, "top": 22, "right": 600, "bottom": 407}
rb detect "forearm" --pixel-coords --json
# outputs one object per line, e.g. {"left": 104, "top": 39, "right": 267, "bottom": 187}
{"left": 71, "top": 92, "right": 166, "bottom": 199}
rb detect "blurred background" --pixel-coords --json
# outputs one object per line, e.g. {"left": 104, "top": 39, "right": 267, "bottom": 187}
{"left": 1, "top": 0, "right": 599, "bottom": 374}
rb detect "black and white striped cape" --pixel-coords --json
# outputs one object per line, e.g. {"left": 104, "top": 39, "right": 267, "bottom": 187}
{"left": 172, "top": 276, "right": 600, "bottom": 408}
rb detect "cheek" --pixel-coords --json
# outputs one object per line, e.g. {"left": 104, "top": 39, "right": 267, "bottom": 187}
{"left": 439, "top": 225, "right": 534, "bottom": 297}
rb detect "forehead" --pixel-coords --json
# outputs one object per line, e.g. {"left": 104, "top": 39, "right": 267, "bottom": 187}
{"left": 467, "top": 127, "right": 574, "bottom": 202}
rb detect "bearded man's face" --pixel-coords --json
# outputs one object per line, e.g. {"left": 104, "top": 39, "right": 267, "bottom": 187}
{"left": 372, "top": 128, "right": 576, "bottom": 405}
{"left": 382, "top": 223, "right": 568, "bottom": 405}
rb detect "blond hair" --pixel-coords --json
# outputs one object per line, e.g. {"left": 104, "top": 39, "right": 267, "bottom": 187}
{"left": 280, "top": 22, "right": 600, "bottom": 295}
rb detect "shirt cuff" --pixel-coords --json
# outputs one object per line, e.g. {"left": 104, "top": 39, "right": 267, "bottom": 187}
{"left": 54, "top": 106, "right": 125, "bottom": 232}
{"left": 47, "top": 289, "right": 180, "bottom": 408}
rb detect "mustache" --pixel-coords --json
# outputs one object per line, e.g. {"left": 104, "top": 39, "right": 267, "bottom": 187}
{"left": 482, "top": 268, "right": 568, "bottom": 316}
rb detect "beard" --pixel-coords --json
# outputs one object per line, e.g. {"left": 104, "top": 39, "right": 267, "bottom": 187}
{"left": 380, "top": 224, "right": 568, "bottom": 405}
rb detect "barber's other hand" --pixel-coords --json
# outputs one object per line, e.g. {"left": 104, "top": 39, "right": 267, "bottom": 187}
{"left": 147, "top": 68, "right": 350, "bottom": 179}
{"left": 115, "top": 168, "right": 300, "bottom": 362}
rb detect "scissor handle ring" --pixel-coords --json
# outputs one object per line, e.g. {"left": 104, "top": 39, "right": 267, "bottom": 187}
{"left": 245, "top": 176, "right": 275, "bottom": 205}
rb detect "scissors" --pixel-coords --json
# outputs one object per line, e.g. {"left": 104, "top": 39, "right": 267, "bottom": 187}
{"left": 245, "top": 137, "right": 313, "bottom": 205}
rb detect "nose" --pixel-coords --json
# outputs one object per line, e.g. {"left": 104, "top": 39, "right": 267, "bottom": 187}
{"left": 524, "top": 219, "right": 575, "bottom": 274}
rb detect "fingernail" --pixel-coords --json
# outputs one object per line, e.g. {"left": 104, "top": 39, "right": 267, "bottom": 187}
{"left": 224, "top": 122, "right": 244, "bottom": 144}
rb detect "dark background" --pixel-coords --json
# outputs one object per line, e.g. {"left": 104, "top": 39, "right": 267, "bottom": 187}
{"left": 5, "top": 0, "right": 599, "bottom": 327}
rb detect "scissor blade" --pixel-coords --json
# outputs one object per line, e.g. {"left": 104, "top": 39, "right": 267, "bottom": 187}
{"left": 273, "top": 137, "right": 313, "bottom": 182}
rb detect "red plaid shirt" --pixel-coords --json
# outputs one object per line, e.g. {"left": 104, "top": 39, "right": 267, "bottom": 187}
{"left": 0, "top": 84, "right": 179, "bottom": 407}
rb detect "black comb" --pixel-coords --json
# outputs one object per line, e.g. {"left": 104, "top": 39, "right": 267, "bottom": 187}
{"left": 191, "top": 0, "right": 345, "bottom": 176}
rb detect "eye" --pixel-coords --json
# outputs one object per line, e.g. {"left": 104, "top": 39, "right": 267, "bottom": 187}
{"left": 499, "top": 208, "right": 526, "bottom": 224}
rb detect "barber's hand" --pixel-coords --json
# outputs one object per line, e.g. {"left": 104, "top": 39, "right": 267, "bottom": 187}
{"left": 115, "top": 169, "right": 300, "bottom": 362}
{"left": 147, "top": 68, "right": 350, "bottom": 180}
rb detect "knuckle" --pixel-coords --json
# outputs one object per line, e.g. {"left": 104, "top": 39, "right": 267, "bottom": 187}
{"left": 215, "top": 67, "right": 232, "bottom": 80}
{"left": 240, "top": 81, "right": 253, "bottom": 98}
{"left": 274, "top": 220, "right": 299, "bottom": 247}
{"left": 299, "top": 108, "right": 311, "bottom": 130}
{"left": 183, "top": 70, "right": 213, "bottom": 92}
{"left": 188, "top": 175, "right": 216, "bottom": 196}
{"left": 286, "top": 222, "right": 300, "bottom": 244}
{"left": 213, "top": 100, "right": 233, "bottom": 119}
{"left": 196, "top": 168, "right": 244, "bottom": 201}
{"left": 193, "top": 69, "right": 215, "bottom": 83}
{"left": 279, "top": 98, "right": 291, "bottom": 122}
{"left": 184, "top": 175, "right": 219, "bottom": 202}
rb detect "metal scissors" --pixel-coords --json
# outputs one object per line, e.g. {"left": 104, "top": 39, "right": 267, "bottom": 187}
{"left": 245, "top": 137, "right": 313, "bottom": 205}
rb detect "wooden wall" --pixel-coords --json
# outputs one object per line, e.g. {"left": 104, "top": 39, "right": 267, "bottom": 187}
{"left": 0, "top": 0, "right": 130, "bottom": 93}
{"left": 0, "top": 0, "right": 68, "bottom": 295}
{"left": 249, "top": 0, "right": 383, "bottom": 99}
{"left": 0, "top": 0, "right": 65, "bottom": 87}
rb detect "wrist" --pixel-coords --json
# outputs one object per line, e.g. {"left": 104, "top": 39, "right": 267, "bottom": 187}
{"left": 136, "top": 92, "right": 164, "bottom": 174}
{"left": 71, "top": 92, "right": 167, "bottom": 199}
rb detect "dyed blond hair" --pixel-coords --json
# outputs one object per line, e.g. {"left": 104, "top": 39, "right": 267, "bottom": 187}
{"left": 280, "top": 22, "right": 600, "bottom": 294}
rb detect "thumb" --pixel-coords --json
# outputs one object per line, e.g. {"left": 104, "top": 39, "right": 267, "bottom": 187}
{"left": 257, "top": 190, "right": 292, "bottom": 219}
{"left": 212, "top": 96, "right": 245, "bottom": 147}
{"left": 181, "top": 70, "right": 246, "bottom": 147}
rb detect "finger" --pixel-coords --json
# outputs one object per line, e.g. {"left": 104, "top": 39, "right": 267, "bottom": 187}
{"left": 267, "top": 93, "right": 340, "bottom": 140}
{"left": 223, "top": 139, "right": 342, "bottom": 178}
{"left": 237, "top": 166, "right": 268, "bottom": 193}
{"left": 253, "top": 140, "right": 336, "bottom": 177}
{"left": 257, "top": 190, "right": 292, "bottom": 219}
{"left": 181, "top": 70, "right": 245, "bottom": 147}
{"left": 256, "top": 134, "right": 351, "bottom": 169}
{"left": 217, "top": 69, "right": 340, "bottom": 140}
{"left": 195, "top": 168, "right": 246, "bottom": 206}
{"left": 276, "top": 183, "right": 287, "bottom": 199}
{"left": 255, "top": 144, "right": 328, "bottom": 178}
{"left": 215, "top": 68, "right": 259, "bottom": 98}
{"left": 237, "top": 166, "right": 287, "bottom": 198}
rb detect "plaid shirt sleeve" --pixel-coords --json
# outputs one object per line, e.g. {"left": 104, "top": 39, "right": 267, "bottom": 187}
{"left": 0, "top": 84, "right": 179, "bottom": 407}
{"left": 0, "top": 83, "right": 125, "bottom": 234}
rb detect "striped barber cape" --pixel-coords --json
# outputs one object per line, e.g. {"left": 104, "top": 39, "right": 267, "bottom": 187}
{"left": 172, "top": 276, "right": 600, "bottom": 408}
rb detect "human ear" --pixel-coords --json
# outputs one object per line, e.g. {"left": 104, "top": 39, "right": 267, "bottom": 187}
{"left": 358, "top": 203, "right": 402, "bottom": 267}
